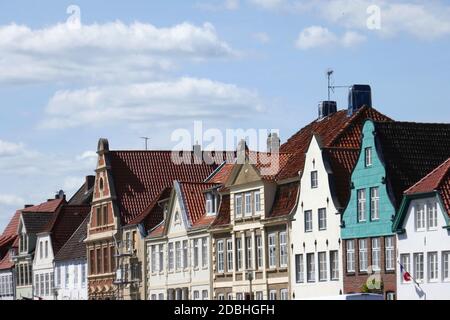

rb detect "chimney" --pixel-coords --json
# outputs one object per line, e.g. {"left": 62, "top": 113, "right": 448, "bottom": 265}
{"left": 24, "top": 204, "right": 34, "bottom": 209}
{"left": 348, "top": 84, "right": 372, "bottom": 116}
{"left": 318, "top": 101, "right": 337, "bottom": 119}
{"left": 237, "top": 139, "right": 247, "bottom": 164}
{"left": 193, "top": 142, "right": 202, "bottom": 164}
{"left": 85, "top": 175, "right": 95, "bottom": 193}
{"left": 267, "top": 132, "right": 280, "bottom": 153}
{"left": 55, "top": 190, "right": 66, "bottom": 200}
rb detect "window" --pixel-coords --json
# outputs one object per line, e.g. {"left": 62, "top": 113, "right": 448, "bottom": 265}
{"left": 35, "top": 274, "right": 39, "bottom": 296}
{"left": 427, "top": 203, "right": 438, "bottom": 229}
{"left": 175, "top": 242, "right": 181, "bottom": 270}
{"left": 236, "top": 292, "right": 243, "bottom": 300}
{"left": 236, "top": 238, "right": 242, "bottom": 271}
{"left": 96, "top": 248, "right": 102, "bottom": 274}
{"left": 295, "top": 254, "right": 304, "bottom": 283}
{"left": 125, "top": 232, "right": 131, "bottom": 252}
{"left": 268, "top": 233, "right": 276, "bottom": 269}
{"left": 89, "top": 249, "right": 95, "bottom": 274}
{"left": 193, "top": 239, "right": 199, "bottom": 268}
{"left": 65, "top": 266, "right": 69, "bottom": 289}
{"left": 311, "top": 171, "right": 318, "bottom": 188}
{"left": 244, "top": 193, "right": 252, "bottom": 217}
{"left": 372, "top": 238, "right": 381, "bottom": 271}
{"left": 226, "top": 239, "right": 233, "bottom": 272}
{"left": 269, "top": 290, "right": 277, "bottom": 300}
{"left": 96, "top": 207, "right": 102, "bottom": 226}
{"left": 357, "top": 189, "right": 366, "bottom": 222}
{"left": 218, "top": 294, "right": 225, "bottom": 301}
{"left": 280, "top": 232, "right": 287, "bottom": 267}
{"left": 227, "top": 293, "right": 233, "bottom": 300}
{"left": 168, "top": 243, "right": 174, "bottom": 271}
{"left": 428, "top": 252, "right": 438, "bottom": 281}
{"left": 74, "top": 265, "right": 78, "bottom": 286}
{"left": 202, "top": 238, "right": 207, "bottom": 268}
{"left": 330, "top": 251, "right": 339, "bottom": 280}
{"left": 217, "top": 240, "right": 224, "bottom": 273}
{"left": 56, "top": 266, "right": 61, "bottom": 287}
{"left": 40, "top": 241, "right": 43, "bottom": 259}
{"left": 81, "top": 264, "right": 86, "bottom": 287}
{"left": 415, "top": 205, "right": 426, "bottom": 231}
{"left": 255, "top": 291, "right": 263, "bottom": 300}
{"left": 370, "top": 187, "right": 379, "bottom": 220}
{"left": 151, "top": 245, "right": 157, "bottom": 273}
{"left": 359, "top": 239, "right": 368, "bottom": 272}
{"left": 102, "top": 206, "right": 108, "bottom": 226}
{"left": 318, "top": 252, "right": 327, "bottom": 281}
{"left": 386, "top": 292, "right": 396, "bottom": 300}
{"left": 103, "top": 247, "right": 109, "bottom": 273}
{"left": 235, "top": 194, "right": 243, "bottom": 218}
{"left": 414, "top": 253, "right": 424, "bottom": 281}
{"left": 246, "top": 237, "right": 252, "bottom": 269}
{"left": 346, "top": 240, "right": 355, "bottom": 273}
{"left": 206, "top": 193, "right": 216, "bottom": 214}
{"left": 202, "top": 290, "right": 208, "bottom": 300}
{"left": 318, "top": 208, "right": 327, "bottom": 230}
{"left": 304, "top": 210, "right": 313, "bottom": 232}
{"left": 110, "top": 246, "right": 115, "bottom": 271}
{"left": 193, "top": 291, "right": 200, "bottom": 300}
{"left": 256, "top": 235, "right": 263, "bottom": 269}
{"left": 307, "top": 253, "right": 315, "bottom": 282}
{"left": 41, "top": 273, "right": 45, "bottom": 295}
{"left": 365, "top": 147, "right": 372, "bottom": 167}
{"left": 45, "top": 241, "right": 48, "bottom": 258}
{"left": 159, "top": 244, "right": 164, "bottom": 272}
{"left": 151, "top": 294, "right": 157, "bottom": 300}
{"left": 183, "top": 240, "right": 188, "bottom": 269}
{"left": 280, "top": 289, "right": 288, "bottom": 300}
{"left": 400, "top": 254, "right": 411, "bottom": 283}
{"left": 254, "top": 191, "right": 261, "bottom": 213}
{"left": 385, "top": 236, "right": 395, "bottom": 271}
{"left": 443, "top": 252, "right": 450, "bottom": 281}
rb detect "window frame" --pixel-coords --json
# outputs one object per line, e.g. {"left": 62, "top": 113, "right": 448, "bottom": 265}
{"left": 346, "top": 240, "right": 355, "bottom": 273}
{"left": 371, "top": 238, "right": 381, "bottom": 271}
{"left": 385, "top": 236, "right": 395, "bottom": 271}
{"left": 359, "top": 239, "right": 368, "bottom": 272}
{"left": 217, "top": 240, "right": 224, "bottom": 273}
{"left": 304, "top": 210, "right": 313, "bottom": 232}
{"left": 268, "top": 233, "right": 276, "bottom": 269}
{"left": 318, "top": 208, "right": 327, "bottom": 231}
{"left": 370, "top": 187, "right": 380, "bottom": 221}
{"left": 318, "top": 252, "right": 327, "bottom": 282}
{"left": 295, "top": 254, "right": 304, "bottom": 283}
{"left": 235, "top": 194, "right": 243, "bottom": 218}
{"left": 306, "top": 253, "right": 315, "bottom": 283}
{"left": 311, "top": 171, "right": 318, "bottom": 189}
{"left": 357, "top": 189, "right": 367, "bottom": 222}
{"left": 365, "top": 147, "right": 373, "bottom": 167}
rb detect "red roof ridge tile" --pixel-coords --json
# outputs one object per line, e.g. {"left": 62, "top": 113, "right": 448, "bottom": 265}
{"left": 405, "top": 157, "right": 450, "bottom": 195}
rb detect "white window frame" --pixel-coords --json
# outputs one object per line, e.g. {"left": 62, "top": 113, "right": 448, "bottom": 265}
{"left": 168, "top": 242, "right": 174, "bottom": 271}
{"left": 428, "top": 252, "right": 438, "bottom": 282}
{"left": 236, "top": 238, "right": 242, "bottom": 271}
{"left": 443, "top": 251, "right": 450, "bottom": 282}
{"left": 370, "top": 187, "right": 379, "bottom": 220}
{"left": 427, "top": 202, "right": 438, "bottom": 230}
{"left": 246, "top": 236, "right": 252, "bottom": 269}
{"left": 385, "top": 236, "right": 395, "bottom": 271}
{"left": 151, "top": 245, "right": 157, "bottom": 273}
{"left": 269, "top": 290, "right": 277, "bottom": 300}
{"left": 357, "top": 189, "right": 366, "bottom": 222}
{"left": 415, "top": 205, "right": 426, "bottom": 231}
{"left": 159, "top": 244, "right": 164, "bottom": 272}
{"left": 244, "top": 192, "right": 252, "bottom": 217}
{"left": 304, "top": 210, "right": 313, "bottom": 232}
{"left": 279, "top": 232, "right": 288, "bottom": 267}
{"left": 311, "top": 171, "right": 318, "bottom": 189}
{"left": 330, "top": 251, "right": 339, "bottom": 280}
{"left": 318, "top": 252, "right": 327, "bottom": 281}
{"left": 346, "top": 240, "right": 355, "bottom": 273}
{"left": 372, "top": 238, "right": 381, "bottom": 271}
{"left": 256, "top": 235, "right": 263, "bottom": 270}
{"left": 359, "top": 239, "right": 368, "bottom": 272}
{"left": 307, "top": 253, "right": 315, "bottom": 282}
{"left": 217, "top": 240, "right": 224, "bottom": 273}
{"left": 268, "top": 233, "right": 276, "bottom": 269}
{"left": 202, "top": 290, "right": 208, "bottom": 300}
{"left": 365, "top": 147, "right": 372, "bottom": 167}
{"left": 254, "top": 190, "right": 261, "bottom": 214}
{"left": 202, "top": 237, "right": 208, "bottom": 268}
{"left": 318, "top": 208, "right": 327, "bottom": 231}
{"left": 235, "top": 194, "right": 243, "bottom": 218}
{"left": 400, "top": 254, "right": 411, "bottom": 283}
{"left": 280, "top": 289, "right": 288, "bottom": 300}
{"left": 226, "top": 239, "right": 233, "bottom": 272}
{"left": 218, "top": 293, "right": 225, "bottom": 301}
{"left": 295, "top": 254, "right": 304, "bottom": 283}
{"left": 414, "top": 253, "right": 424, "bottom": 282}
{"left": 175, "top": 242, "right": 181, "bottom": 271}
{"left": 206, "top": 193, "right": 216, "bottom": 215}
{"left": 193, "top": 239, "right": 199, "bottom": 269}
{"left": 182, "top": 240, "right": 188, "bottom": 269}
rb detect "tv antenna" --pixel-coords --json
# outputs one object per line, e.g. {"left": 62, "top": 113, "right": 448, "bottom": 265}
{"left": 140, "top": 137, "right": 150, "bottom": 150}
{"left": 326, "top": 68, "right": 351, "bottom": 100}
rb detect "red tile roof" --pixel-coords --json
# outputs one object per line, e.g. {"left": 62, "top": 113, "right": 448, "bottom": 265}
{"left": 374, "top": 121, "right": 450, "bottom": 209}
{"left": 22, "top": 198, "right": 65, "bottom": 213}
{"left": 0, "top": 211, "right": 21, "bottom": 249}
{"left": 148, "top": 223, "right": 165, "bottom": 238}
{"left": 267, "top": 182, "right": 299, "bottom": 218}
{"left": 207, "top": 163, "right": 234, "bottom": 184}
{"left": 277, "top": 107, "right": 392, "bottom": 180}
{"left": 0, "top": 250, "right": 13, "bottom": 270}
{"left": 179, "top": 182, "right": 220, "bottom": 227}
{"left": 405, "top": 157, "right": 450, "bottom": 215}
{"left": 210, "top": 194, "right": 230, "bottom": 229}
{"left": 324, "top": 147, "right": 360, "bottom": 209}
{"left": 108, "top": 151, "right": 227, "bottom": 225}
{"left": 41, "top": 205, "right": 91, "bottom": 255}
{"left": 248, "top": 152, "right": 293, "bottom": 180}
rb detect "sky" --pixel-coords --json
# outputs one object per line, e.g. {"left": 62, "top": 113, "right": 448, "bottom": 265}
{"left": 1, "top": 0, "right": 450, "bottom": 230}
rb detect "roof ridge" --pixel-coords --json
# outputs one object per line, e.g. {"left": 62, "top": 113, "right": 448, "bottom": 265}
{"left": 54, "top": 215, "right": 89, "bottom": 262}
{"left": 405, "top": 157, "right": 450, "bottom": 194}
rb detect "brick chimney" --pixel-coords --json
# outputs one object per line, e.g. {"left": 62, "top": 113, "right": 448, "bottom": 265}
{"left": 267, "top": 132, "right": 280, "bottom": 153}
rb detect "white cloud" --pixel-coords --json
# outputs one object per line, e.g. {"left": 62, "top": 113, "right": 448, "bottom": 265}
{"left": 62, "top": 176, "right": 86, "bottom": 193}
{"left": 225, "top": 0, "right": 240, "bottom": 10}
{"left": 0, "top": 194, "right": 25, "bottom": 207}
{"left": 249, "top": 0, "right": 285, "bottom": 10}
{"left": 40, "top": 77, "right": 264, "bottom": 129}
{"left": 253, "top": 32, "right": 271, "bottom": 44}
{"left": 295, "top": 26, "right": 365, "bottom": 50}
{"left": 0, "top": 140, "right": 24, "bottom": 157}
{"left": 0, "top": 21, "right": 237, "bottom": 84}
{"left": 195, "top": 0, "right": 240, "bottom": 11}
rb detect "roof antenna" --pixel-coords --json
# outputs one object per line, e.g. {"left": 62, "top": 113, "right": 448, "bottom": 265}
{"left": 140, "top": 137, "right": 150, "bottom": 150}
{"left": 326, "top": 68, "right": 334, "bottom": 101}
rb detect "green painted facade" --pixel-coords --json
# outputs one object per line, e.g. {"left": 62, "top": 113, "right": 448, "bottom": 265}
{"left": 341, "top": 120, "right": 396, "bottom": 240}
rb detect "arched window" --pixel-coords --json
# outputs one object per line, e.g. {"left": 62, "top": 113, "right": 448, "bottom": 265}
{"left": 99, "top": 177, "right": 104, "bottom": 191}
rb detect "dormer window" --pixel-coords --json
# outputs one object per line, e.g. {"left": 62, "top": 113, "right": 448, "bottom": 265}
{"left": 206, "top": 193, "right": 217, "bottom": 215}
{"left": 365, "top": 147, "right": 372, "bottom": 167}
{"left": 235, "top": 194, "right": 243, "bottom": 218}
{"left": 19, "top": 234, "right": 28, "bottom": 253}
{"left": 311, "top": 171, "right": 318, "bottom": 189}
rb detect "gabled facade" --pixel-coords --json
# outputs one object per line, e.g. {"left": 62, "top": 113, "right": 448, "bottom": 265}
{"left": 146, "top": 181, "right": 219, "bottom": 300}
{"left": 290, "top": 135, "right": 358, "bottom": 299}
{"left": 209, "top": 147, "right": 296, "bottom": 301}
{"left": 341, "top": 120, "right": 450, "bottom": 299}
{"left": 393, "top": 158, "right": 450, "bottom": 300}
{"left": 32, "top": 205, "right": 89, "bottom": 300}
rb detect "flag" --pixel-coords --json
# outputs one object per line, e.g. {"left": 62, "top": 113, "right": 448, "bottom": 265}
{"left": 400, "top": 264, "right": 412, "bottom": 282}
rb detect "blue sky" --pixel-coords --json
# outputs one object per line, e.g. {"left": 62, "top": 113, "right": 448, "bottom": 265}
{"left": 1, "top": 0, "right": 450, "bottom": 230}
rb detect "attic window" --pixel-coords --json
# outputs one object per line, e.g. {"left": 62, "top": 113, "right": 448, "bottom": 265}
{"left": 365, "top": 147, "right": 372, "bottom": 167}
{"left": 206, "top": 193, "right": 217, "bottom": 215}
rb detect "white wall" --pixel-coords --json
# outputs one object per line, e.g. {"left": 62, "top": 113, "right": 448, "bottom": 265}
{"left": 290, "top": 136, "right": 343, "bottom": 299}
{"left": 0, "top": 270, "right": 14, "bottom": 300}
{"left": 32, "top": 234, "right": 55, "bottom": 300}
{"left": 54, "top": 260, "right": 88, "bottom": 300}
{"left": 397, "top": 197, "right": 450, "bottom": 300}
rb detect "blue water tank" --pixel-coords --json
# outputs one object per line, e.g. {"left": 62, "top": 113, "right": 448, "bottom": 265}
{"left": 348, "top": 85, "right": 372, "bottom": 116}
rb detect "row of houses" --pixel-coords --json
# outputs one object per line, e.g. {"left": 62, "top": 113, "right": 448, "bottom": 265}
{"left": 0, "top": 86, "right": 449, "bottom": 300}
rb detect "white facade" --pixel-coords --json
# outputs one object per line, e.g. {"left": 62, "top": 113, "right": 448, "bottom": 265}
{"left": 397, "top": 196, "right": 450, "bottom": 300}
{"left": 32, "top": 234, "right": 55, "bottom": 300}
{"left": 54, "top": 260, "right": 88, "bottom": 300}
{"left": 290, "top": 136, "right": 343, "bottom": 299}
{"left": 147, "top": 189, "right": 211, "bottom": 300}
